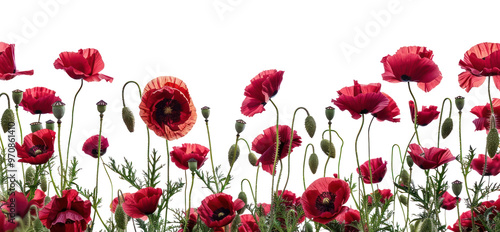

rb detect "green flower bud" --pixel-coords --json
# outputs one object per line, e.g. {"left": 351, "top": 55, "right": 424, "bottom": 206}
{"left": 400, "top": 169, "right": 410, "bottom": 187}
{"left": 441, "top": 117, "right": 453, "bottom": 139}
{"left": 406, "top": 155, "right": 414, "bottom": 168}
{"left": 455, "top": 96, "right": 464, "bottom": 111}
{"left": 40, "top": 175, "right": 48, "bottom": 192}
{"left": 30, "top": 122, "right": 43, "bottom": 133}
{"left": 96, "top": 100, "right": 107, "bottom": 113}
{"left": 1, "top": 109, "right": 14, "bottom": 133}
{"left": 33, "top": 217, "right": 44, "bottom": 231}
{"left": 235, "top": 119, "right": 246, "bottom": 134}
{"left": 308, "top": 153, "right": 319, "bottom": 174}
{"left": 305, "top": 222, "right": 314, "bottom": 232}
{"left": 188, "top": 158, "right": 198, "bottom": 172}
{"left": 231, "top": 214, "right": 241, "bottom": 232}
{"left": 320, "top": 139, "right": 335, "bottom": 158}
{"left": 248, "top": 152, "right": 258, "bottom": 166}
{"left": 325, "top": 106, "right": 335, "bottom": 121}
{"left": 399, "top": 195, "right": 408, "bottom": 206}
{"left": 305, "top": 115, "right": 316, "bottom": 138}
{"left": 12, "top": 89, "right": 23, "bottom": 105}
{"left": 45, "top": 196, "right": 51, "bottom": 205}
{"left": 237, "top": 191, "right": 247, "bottom": 214}
{"left": 52, "top": 101, "right": 65, "bottom": 120}
{"left": 228, "top": 144, "right": 240, "bottom": 167}
{"left": 25, "top": 166, "right": 35, "bottom": 185}
{"left": 452, "top": 180, "right": 462, "bottom": 197}
{"left": 419, "top": 218, "right": 436, "bottom": 232}
{"left": 115, "top": 204, "right": 128, "bottom": 230}
{"left": 201, "top": 106, "right": 210, "bottom": 120}
{"left": 45, "top": 119, "right": 55, "bottom": 131}
{"left": 122, "top": 107, "right": 135, "bottom": 132}
{"left": 487, "top": 127, "right": 499, "bottom": 158}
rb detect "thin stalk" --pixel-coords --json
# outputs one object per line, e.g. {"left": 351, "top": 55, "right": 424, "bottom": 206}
{"left": 163, "top": 140, "right": 171, "bottom": 230}
{"left": 302, "top": 143, "right": 314, "bottom": 191}
{"left": 366, "top": 116, "right": 375, "bottom": 193}
{"left": 324, "top": 121, "right": 332, "bottom": 177}
{"left": 390, "top": 144, "right": 401, "bottom": 229}
{"left": 320, "top": 129, "right": 344, "bottom": 178}
{"left": 91, "top": 112, "right": 104, "bottom": 230}
{"left": 354, "top": 115, "right": 367, "bottom": 227}
{"left": 57, "top": 121, "right": 64, "bottom": 190}
{"left": 14, "top": 106, "right": 25, "bottom": 185}
{"left": 255, "top": 164, "right": 260, "bottom": 204}
{"left": 282, "top": 107, "right": 308, "bottom": 192}
{"left": 407, "top": 82, "right": 421, "bottom": 145}
{"left": 184, "top": 171, "right": 195, "bottom": 232}
{"left": 267, "top": 99, "right": 280, "bottom": 232}
{"left": 456, "top": 197, "right": 462, "bottom": 232}
{"left": 101, "top": 157, "right": 114, "bottom": 204}
{"left": 241, "top": 179, "right": 256, "bottom": 205}
{"left": 404, "top": 167, "right": 412, "bottom": 230}
{"left": 436, "top": 98, "right": 452, "bottom": 148}
{"left": 64, "top": 79, "right": 84, "bottom": 188}
{"left": 205, "top": 119, "right": 220, "bottom": 192}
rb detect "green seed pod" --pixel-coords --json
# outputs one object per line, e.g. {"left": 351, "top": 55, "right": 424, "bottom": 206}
{"left": 52, "top": 101, "right": 65, "bottom": 120}
{"left": 201, "top": 106, "right": 210, "bottom": 120}
{"left": 487, "top": 127, "right": 499, "bottom": 158}
{"left": 308, "top": 153, "right": 319, "bottom": 174}
{"left": 419, "top": 218, "right": 436, "bottom": 232}
{"left": 320, "top": 139, "right": 335, "bottom": 158}
{"left": 400, "top": 169, "right": 410, "bottom": 187}
{"left": 96, "top": 100, "right": 107, "bottom": 113}
{"left": 188, "top": 158, "right": 198, "bottom": 172}
{"left": 455, "top": 96, "right": 464, "bottom": 111}
{"left": 40, "top": 175, "right": 48, "bottom": 192}
{"left": 441, "top": 117, "right": 453, "bottom": 139}
{"left": 45, "top": 196, "right": 51, "bottom": 205}
{"left": 228, "top": 144, "right": 240, "bottom": 167}
{"left": 235, "top": 119, "right": 246, "bottom": 134}
{"left": 248, "top": 152, "right": 258, "bottom": 166}
{"left": 115, "top": 204, "right": 128, "bottom": 230}
{"left": 122, "top": 106, "right": 135, "bottom": 132}
{"left": 12, "top": 89, "right": 23, "bottom": 105}
{"left": 304, "top": 115, "right": 316, "bottom": 138}
{"left": 237, "top": 191, "right": 247, "bottom": 214}
{"left": 325, "top": 106, "right": 335, "bottom": 121}
{"left": 45, "top": 119, "right": 55, "bottom": 131}
{"left": 1, "top": 109, "right": 14, "bottom": 133}
{"left": 452, "top": 180, "right": 462, "bottom": 197}
{"left": 305, "top": 221, "right": 314, "bottom": 232}
{"left": 30, "top": 122, "right": 43, "bottom": 133}
{"left": 399, "top": 195, "right": 408, "bottom": 206}
{"left": 25, "top": 166, "right": 35, "bottom": 185}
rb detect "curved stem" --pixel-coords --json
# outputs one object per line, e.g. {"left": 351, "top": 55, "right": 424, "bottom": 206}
{"left": 255, "top": 164, "right": 259, "bottom": 204}
{"left": 48, "top": 162, "right": 61, "bottom": 197}
{"left": 91, "top": 113, "right": 104, "bottom": 230}
{"left": 404, "top": 167, "right": 412, "bottom": 230}
{"left": 241, "top": 179, "right": 256, "bottom": 205}
{"left": 0, "top": 93, "right": 10, "bottom": 109}
{"left": 366, "top": 116, "right": 375, "bottom": 193}
{"left": 324, "top": 122, "right": 332, "bottom": 177}
{"left": 354, "top": 115, "right": 367, "bottom": 227}
{"left": 14, "top": 106, "right": 26, "bottom": 184}
{"left": 437, "top": 98, "right": 452, "bottom": 148}
{"left": 390, "top": 144, "right": 401, "bottom": 229}
{"left": 267, "top": 99, "right": 280, "bottom": 232}
{"left": 65, "top": 79, "right": 84, "bottom": 188}
{"left": 282, "top": 107, "right": 309, "bottom": 191}
{"left": 101, "top": 158, "right": 113, "bottom": 203}
{"left": 407, "top": 82, "right": 421, "bottom": 145}
{"left": 303, "top": 143, "right": 315, "bottom": 191}
{"left": 184, "top": 171, "right": 195, "bottom": 232}
{"left": 205, "top": 119, "right": 220, "bottom": 193}
{"left": 321, "top": 129, "right": 344, "bottom": 178}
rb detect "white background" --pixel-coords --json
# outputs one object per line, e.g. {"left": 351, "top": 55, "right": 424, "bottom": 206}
{"left": 1, "top": 0, "right": 500, "bottom": 230}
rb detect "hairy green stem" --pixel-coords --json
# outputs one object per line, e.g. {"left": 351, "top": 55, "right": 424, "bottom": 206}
{"left": 407, "top": 82, "right": 422, "bottom": 145}
{"left": 282, "top": 107, "right": 308, "bottom": 192}
{"left": 303, "top": 143, "right": 315, "bottom": 190}
{"left": 354, "top": 115, "right": 367, "bottom": 228}
{"left": 205, "top": 119, "right": 220, "bottom": 193}
{"left": 64, "top": 79, "right": 84, "bottom": 189}
{"left": 241, "top": 178, "right": 256, "bottom": 205}
{"left": 91, "top": 112, "right": 104, "bottom": 230}
{"left": 267, "top": 99, "right": 280, "bottom": 232}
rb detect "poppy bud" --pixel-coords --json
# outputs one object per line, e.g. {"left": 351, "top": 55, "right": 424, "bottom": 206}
{"left": 419, "top": 218, "right": 436, "bottom": 232}
{"left": 441, "top": 117, "right": 453, "bottom": 139}
{"left": 400, "top": 169, "right": 410, "bottom": 187}
{"left": 228, "top": 144, "right": 240, "bottom": 167}
{"left": 237, "top": 192, "right": 247, "bottom": 214}
{"left": 52, "top": 101, "right": 65, "bottom": 120}
{"left": 399, "top": 195, "right": 408, "bottom": 206}
{"left": 325, "top": 106, "right": 335, "bottom": 121}
{"left": 33, "top": 218, "right": 43, "bottom": 231}
{"left": 455, "top": 96, "right": 464, "bottom": 111}
{"left": 30, "top": 122, "right": 43, "bottom": 133}
{"left": 235, "top": 119, "right": 246, "bottom": 134}
{"left": 96, "top": 100, "right": 107, "bottom": 113}
{"left": 122, "top": 106, "right": 135, "bottom": 132}
{"left": 201, "top": 106, "right": 210, "bottom": 119}
{"left": 45, "top": 119, "right": 55, "bottom": 131}
{"left": 45, "top": 196, "right": 51, "bottom": 205}
{"left": 452, "top": 180, "right": 462, "bottom": 197}
{"left": 305, "top": 115, "right": 316, "bottom": 138}
{"left": 305, "top": 221, "right": 314, "bottom": 232}
{"left": 487, "top": 126, "right": 499, "bottom": 158}
{"left": 320, "top": 139, "right": 335, "bottom": 158}
{"left": 308, "top": 153, "right": 319, "bottom": 174}
{"left": 406, "top": 155, "right": 414, "bottom": 168}
{"left": 115, "top": 204, "right": 128, "bottom": 230}
{"left": 12, "top": 89, "right": 23, "bottom": 105}
{"left": 1, "top": 108, "right": 14, "bottom": 133}
{"left": 188, "top": 158, "right": 198, "bottom": 172}
{"left": 231, "top": 214, "right": 241, "bottom": 231}
{"left": 25, "top": 166, "right": 35, "bottom": 185}
{"left": 40, "top": 175, "right": 48, "bottom": 192}
{"left": 248, "top": 152, "right": 258, "bottom": 166}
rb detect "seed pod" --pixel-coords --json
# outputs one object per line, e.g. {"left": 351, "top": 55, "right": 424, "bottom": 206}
{"left": 201, "top": 106, "right": 210, "bottom": 119}
{"left": 455, "top": 96, "right": 464, "bottom": 111}
{"left": 228, "top": 144, "right": 240, "bottom": 167}
{"left": 325, "top": 106, "right": 335, "bottom": 121}
{"left": 40, "top": 175, "right": 48, "bottom": 192}
{"left": 320, "top": 139, "right": 335, "bottom": 158}
{"left": 400, "top": 169, "right": 410, "bottom": 187}
{"left": 96, "top": 100, "right": 107, "bottom": 113}
{"left": 115, "top": 204, "right": 128, "bottom": 230}
{"left": 30, "top": 122, "right": 43, "bottom": 133}
{"left": 45, "top": 196, "right": 51, "bottom": 205}
{"left": 304, "top": 115, "right": 316, "bottom": 138}
{"left": 487, "top": 127, "right": 499, "bottom": 158}
{"left": 248, "top": 152, "right": 258, "bottom": 166}
{"left": 452, "top": 180, "right": 462, "bottom": 197}
{"left": 1, "top": 109, "right": 14, "bottom": 133}
{"left": 122, "top": 107, "right": 135, "bottom": 132}
{"left": 52, "top": 101, "right": 65, "bottom": 120}
{"left": 406, "top": 155, "right": 414, "bottom": 168}
{"left": 45, "top": 119, "right": 55, "bottom": 131}
{"left": 188, "top": 159, "right": 198, "bottom": 172}
{"left": 441, "top": 117, "right": 453, "bottom": 139}
{"left": 399, "top": 195, "right": 408, "bottom": 206}
{"left": 12, "top": 89, "right": 23, "bottom": 105}
{"left": 235, "top": 119, "right": 246, "bottom": 134}
{"left": 308, "top": 153, "right": 319, "bottom": 174}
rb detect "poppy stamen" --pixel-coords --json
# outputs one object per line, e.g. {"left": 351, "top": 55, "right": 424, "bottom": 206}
{"left": 401, "top": 75, "right": 411, "bottom": 81}
{"left": 315, "top": 192, "right": 336, "bottom": 213}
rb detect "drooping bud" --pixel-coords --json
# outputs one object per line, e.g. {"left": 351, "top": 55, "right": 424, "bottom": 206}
{"left": 40, "top": 175, "right": 48, "bottom": 192}
{"left": 308, "top": 153, "right": 319, "bottom": 174}
{"left": 114, "top": 204, "right": 128, "bottom": 230}
{"left": 325, "top": 106, "right": 335, "bottom": 121}
{"left": 30, "top": 122, "right": 43, "bottom": 133}
{"left": 188, "top": 158, "right": 198, "bottom": 172}
{"left": 228, "top": 144, "right": 240, "bottom": 167}
{"left": 237, "top": 192, "right": 247, "bottom": 214}
{"left": 12, "top": 89, "right": 23, "bottom": 105}
{"left": 45, "top": 119, "right": 55, "bottom": 131}
{"left": 406, "top": 155, "right": 414, "bottom": 168}
{"left": 452, "top": 180, "right": 462, "bottom": 197}
{"left": 1, "top": 109, "right": 14, "bottom": 133}
{"left": 201, "top": 106, "right": 210, "bottom": 119}
{"left": 45, "top": 196, "right": 51, "bottom": 205}
{"left": 248, "top": 152, "right": 258, "bottom": 166}
{"left": 96, "top": 100, "right": 107, "bottom": 113}
{"left": 400, "top": 169, "right": 410, "bottom": 187}
{"left": 25, "top": 166, "right": 35, "bottom": 185}
{"left": 487, "top": 115, "right": 499, "bottom": 158}
{"left": 320, "top": 139, "right": 335, "bottom": 158}
{"left": 399, "top": 195, "right": 408, "bottom": 206}
{"left": 419, "top": 218, "right": 436, "bottom": 232}
{"left": 33, "top": 218, "right": 44, "bottom": 231}
{"left": 455, "top": 96, "right": 464, "bottom": 111}
{"left": 235, "top": 119, "right": 246, "bottom": 134}
{"left": 305, "top": 115, "right": 316, "bottom": 138}
{"left": 52, "top": 101, "right": 65, "bottom": 120}
{"left": 305, "top": 221, "right": 314, "bottom": 232}
{"left": 441, "top": 117, "right": 453, "bottom": 139}
{"left": 122, "top": 107, "right": 135, "bottom": 132}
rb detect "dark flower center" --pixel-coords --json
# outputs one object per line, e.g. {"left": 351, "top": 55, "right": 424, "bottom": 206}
{"left": 34, "top": 110, "right": 43, "bottom": 114}
{"left": 401, "top": 75, "right": 411, "bottom": 81}
{"left": 154, "top": 98, "right": 182, "bottom": 126}
{"left": 212, "top": 207, "right": 230, "bottom": 221}
{"left": 360, "top": 109, "right": 369, "bottom": 114}
{"left": 65, "top": 219, "right": 75, "bottom": 224}
{"left": 91, "top": 148, "right": 107, "bottom": 156}
{"left": 29, "top": 145, "right": 47, "bottom": 157}
{"left": 315, "top": 192, "right": 336, "bottom": 213}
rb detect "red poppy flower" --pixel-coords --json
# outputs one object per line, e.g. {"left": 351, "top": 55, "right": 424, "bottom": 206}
{"left": 470, "top": 153, "right": 500, "bottom": 176}
{"left": 198, "top": 193, "right": 244, "bottom": 228}
{"left": 170, "top": 143, "right": 209, "bottom": 170}
{"left": 332, "top": 80, "right": 389, "bottom": 120}
{"left": 408, "top": 144, "right": 455, "bottom": 170}
{"left": 333, "top": 206, "right": 361, "bottom": 232}
{"left": 1, "top": 189, "right": 45, "bottom": 218}
{"left": 139, "top": 76, "right": 197, "bottom": 141}
{"left": 0, "top": 42, "right": 33, "bottom": 80}
{"left": 122, "top": 187, "right": 162, "bottom": 219}
{"left": 409, "top": 100, "right": 440, "bottom": 126}
{"left": 471, "top": 98, "right": 500, "bottom": 132}
{"left": 252, "top": 125, "right": 302, "bottom": 175}
{"left": 301, "top": 177, "right": 350, "bottom": 224}
{"left": 381, "top": 46, "right": 442, "bottom": 92}
{"left": 39, "top": 189, "right": 92, "bottom": 232}
{"left": 275, "top": 190, "right": 305, "bottom": 226}
{"left": 372, "top": 93, "right": 400, "bottom": 122}
{"left": 367, "top": 189, "right": 393, "bottom": 205}
{"left": 458, "top": 42, "right": 500, "bottom": 92}
{"left": 356, "top": 157, "right": 387, "bottom": 184}
{"left": 241, "top": 69, "right": 284, "bottom": 117}
{"left": 82, "top": 135, "right": 109, "bottom": 158}
{"left": 19, "top": 87, "right": 61, "bottom": 115}
{"left": 0, "top": 212, "right": 17, "bottom": 231}
{"left": 439, "top": 191, "right": 459, "bottom": 210}
{"left": 54, "top": 48, "right": 113, "bottom": 82}
{"left": 448, "top": 211, "right": 486, "bottom": 232}
{"left": 179, "top": 208, "right": 198, "bottom": 232}
{"left": 15, "top": 129, "right": 56, "bottom": 165}
{"left": 237, "top": 214, "right": 260, "bottom": 232}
